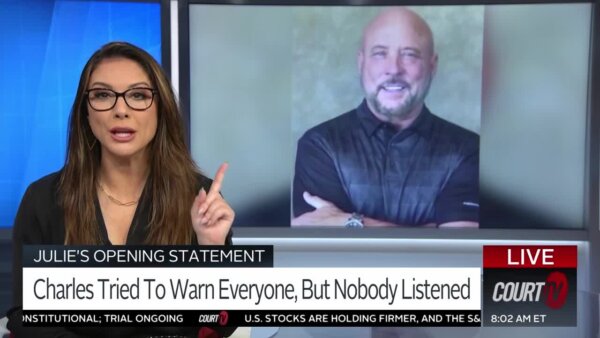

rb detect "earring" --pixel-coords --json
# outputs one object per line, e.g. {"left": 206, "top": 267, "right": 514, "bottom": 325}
{"left": 87, "top": 137, "right": 97, "bottom": 150}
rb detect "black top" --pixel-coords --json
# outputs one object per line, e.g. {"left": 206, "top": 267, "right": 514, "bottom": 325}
{"left": 8, "top": 170, "right": 235, "bottom": 338}
{"left": 293, "top": 100, "right": 479, "bottom": 226}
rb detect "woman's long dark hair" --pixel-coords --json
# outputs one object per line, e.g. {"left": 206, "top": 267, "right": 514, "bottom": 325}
{"left": 59, "top": 42, "right": 199, "bottom": 245}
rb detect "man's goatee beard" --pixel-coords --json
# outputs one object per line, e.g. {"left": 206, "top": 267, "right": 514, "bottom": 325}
{"left": 365, "top": 74, "right": 433, "bottom": 120}
{"left": 367, "top": 92, "right": 414, "bottom": 119}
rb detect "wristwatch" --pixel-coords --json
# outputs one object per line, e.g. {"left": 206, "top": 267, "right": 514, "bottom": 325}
{"left": 345, "top": 213, "right": 364, "bottom": 228}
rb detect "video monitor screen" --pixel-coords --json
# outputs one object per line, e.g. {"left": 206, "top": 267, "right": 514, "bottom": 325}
{"left": 187, "top": 3, "right": 591, "bottom": 229}
{"left": 0, "top": 0, "right": 162, "bottom": 228}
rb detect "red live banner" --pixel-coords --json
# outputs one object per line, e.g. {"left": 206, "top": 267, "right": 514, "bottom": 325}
{"left": 483, "top": 245, "right": 577, "bottom": 268}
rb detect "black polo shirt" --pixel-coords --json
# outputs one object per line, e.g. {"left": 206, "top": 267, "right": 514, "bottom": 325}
{"left": 293, "top": 100, "right": 479, "bottom": 226}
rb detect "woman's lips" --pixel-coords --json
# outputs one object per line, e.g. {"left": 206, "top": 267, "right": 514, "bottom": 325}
{"left": 109, "top": 127, "right": 136, "bottom": 142}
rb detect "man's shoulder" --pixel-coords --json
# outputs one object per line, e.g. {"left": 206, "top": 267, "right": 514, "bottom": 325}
{"left": 300, "top": 108, "right": 359, "bottom": 143}
{"left": 428, "top": 113, "right": 479, "bottom": 150}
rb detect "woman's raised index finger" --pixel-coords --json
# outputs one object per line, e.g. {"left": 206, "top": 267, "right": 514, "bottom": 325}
{"left": 208, "top": 162, "right": 228, "bottom": 196}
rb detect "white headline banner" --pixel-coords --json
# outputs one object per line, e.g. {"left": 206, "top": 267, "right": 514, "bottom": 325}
{"left": 23, "top": 267, "right": 481, "bottom": 311}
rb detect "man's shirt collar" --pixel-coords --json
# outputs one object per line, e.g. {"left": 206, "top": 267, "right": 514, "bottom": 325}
{"left": 356, "top": 99, "right": 433, "bottom": 137}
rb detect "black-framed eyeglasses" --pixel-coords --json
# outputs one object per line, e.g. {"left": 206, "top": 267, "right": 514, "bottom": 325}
{"left": 85, "top": 87, "right": 156, "bottom": 111}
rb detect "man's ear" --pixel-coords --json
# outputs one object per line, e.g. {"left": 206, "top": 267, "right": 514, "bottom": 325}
{"left": 430, "top": 53, "right": 439, "bottom": 77}
{"left": 357, "top": 49, "right": 364, "bottom": 75}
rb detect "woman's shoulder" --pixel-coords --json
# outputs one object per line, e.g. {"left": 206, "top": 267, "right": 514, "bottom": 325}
{"left": 195, "top": 172, "right": 213, "bottom": 191}
{"left": 13, "top": 170, "right": 65, "bottom": 244}
{"left": 25, "top": 170, "right": 62, "bottom": 198}
{"left": 17, "top": 170, "right": 63, "bottom": 218}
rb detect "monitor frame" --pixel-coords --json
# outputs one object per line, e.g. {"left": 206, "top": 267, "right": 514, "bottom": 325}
{"left": 175, "top": 0, "right": 600, "bottom": 297}
{"left": 178, "top": 0, "right": 599, "bottom": 237}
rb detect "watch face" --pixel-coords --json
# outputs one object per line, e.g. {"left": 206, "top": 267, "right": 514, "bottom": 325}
{"left": 345, "top": 215, "right": 364, "bottom": 228}
{"left": 345, "top": 219, "right": 364, "bottom": 228}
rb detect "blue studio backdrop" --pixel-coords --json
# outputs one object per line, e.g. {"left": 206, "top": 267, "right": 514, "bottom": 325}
{"left": 0, "top": 0, "right": 162, "bottom": 227}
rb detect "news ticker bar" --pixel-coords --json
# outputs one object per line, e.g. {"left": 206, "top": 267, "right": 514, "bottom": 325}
{"left": 23, "top": 245, "right": 273, "bottom": 267}
{"left": 21, "top": 310, "right": 482, "bottom": 327}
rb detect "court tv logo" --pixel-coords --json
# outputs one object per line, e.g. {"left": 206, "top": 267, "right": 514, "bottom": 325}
{"left": 491, "top": 270, "right": 568, "bottom": 309}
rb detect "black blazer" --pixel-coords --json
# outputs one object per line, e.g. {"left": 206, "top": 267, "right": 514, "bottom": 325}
{"left": 7, "top": 170, "right": 236, "bottom": 338}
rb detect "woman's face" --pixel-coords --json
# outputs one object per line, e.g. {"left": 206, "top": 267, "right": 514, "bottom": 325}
{"left": 87, "top": 57, "right": 158, "bottom": 162}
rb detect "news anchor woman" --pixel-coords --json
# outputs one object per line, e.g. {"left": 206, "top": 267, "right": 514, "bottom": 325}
{"left": 7, "top": 42, "right": 236, "bottom": 337}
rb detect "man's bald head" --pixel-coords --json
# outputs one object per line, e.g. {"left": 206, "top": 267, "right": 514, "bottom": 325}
{"left": 358, "top": 7, "right": 438, "bottom": 128}
{"left": 361, "top": 7, "right": 435, "bottom": 58}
